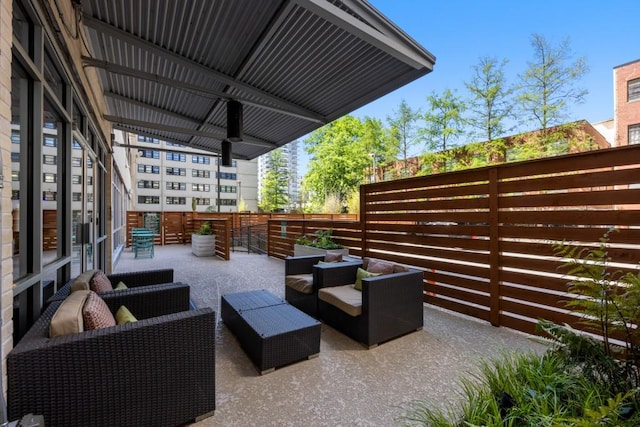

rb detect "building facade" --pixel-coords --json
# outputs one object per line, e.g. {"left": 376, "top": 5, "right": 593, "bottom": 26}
{"left": 614, "top": 59, "right": 640, "bottom": 146}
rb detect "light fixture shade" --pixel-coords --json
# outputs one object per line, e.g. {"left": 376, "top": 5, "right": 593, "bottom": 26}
{"left": 222, "top": 139, "right": 232, "bottom": 166}
{"left": 227, "top": 100, "right": 243, "bottom": 142}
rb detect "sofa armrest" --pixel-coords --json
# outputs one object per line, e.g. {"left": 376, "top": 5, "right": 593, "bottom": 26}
{"left": 8, "top": 306, "right": 216, "bottom": 427}
{"left": 285, "top": 255, "right": 324, "bottom": 275}
{"left": 314, "top": 260, "right": 363, "bottom": 288}
{"left": 102, "top": 282, "right": 192, "bottom": 319}
{"left": 107, "top": 268, "right": 174, "bottom": 287}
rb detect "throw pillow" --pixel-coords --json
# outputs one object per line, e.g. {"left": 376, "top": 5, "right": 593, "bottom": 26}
{"left": 324, "top": 252, "right": 343, "bottom": 262}
{"left": 49, "top": 290, "right": 91, "bottom": 337}
{"left": 114, "top": 281, "right": 128, "bottom": 290}
{"left": 367, "top": 259, "right": 395, "bottom": 275}
{"left": 354, "top": 267, "right": 381, "bottom": 291}
{"left": 83, "top": 291, "right": 116, "bottom": 330}
{"left": 90, "top": 270, "right": 113, "bottom": 293}
{"left": 115, "top": 305, "right": 138, "bottom": 325}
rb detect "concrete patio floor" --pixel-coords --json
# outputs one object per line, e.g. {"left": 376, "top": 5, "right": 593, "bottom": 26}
{"left": 114, "top": 244, "right": 547, "bottom": 427}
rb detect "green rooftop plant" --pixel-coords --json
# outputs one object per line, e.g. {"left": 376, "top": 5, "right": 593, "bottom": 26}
{"left": 193, "top": 221, "right": 214, "bottom": 236}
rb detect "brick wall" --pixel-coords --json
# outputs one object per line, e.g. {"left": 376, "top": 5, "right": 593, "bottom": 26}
{"left": 614, "top": 59, "right": 640, "bottom": 146}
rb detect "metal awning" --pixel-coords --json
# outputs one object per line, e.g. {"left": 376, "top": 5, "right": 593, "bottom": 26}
{"left": 81, "top": 0, "right": 435, "bottom": 160}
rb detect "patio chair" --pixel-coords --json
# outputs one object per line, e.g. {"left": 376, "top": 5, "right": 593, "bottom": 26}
{"left": 284, "top": 254, "right": 362, "bottom": 317}
{"left": 315, "top": 258, "right": 424, "bottom": 348}
{"left": 7, "top": 283, "right": 216, "bottom": 427}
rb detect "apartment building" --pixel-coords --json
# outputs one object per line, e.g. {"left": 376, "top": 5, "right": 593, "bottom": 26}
{"left": 614, "top": 59, "right": 640, "bottom": 146}
{"left": 257, "top": 141, "right": 300, "bottom": 210}
{"left": 131, "top": 134, "right": 258, "bottom": 213}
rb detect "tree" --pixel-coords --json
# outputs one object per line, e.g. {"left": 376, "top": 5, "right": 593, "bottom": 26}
{"left": 517, "top": 33, "right": 589, "bottom": 133}
{"left": 303, "top": 116, "right": 371, "bottom": 209}
{"left": 422, "top": 89, "right": 466, "bottom": 153}
{"left": 387, "top": 100, "right": 421, "bottom": 177}
{"left": 259, "top": 148, "right": 289, "bottom": 212}
{"left": 361, "top": 116, "right": 398, "bottom": 182}
{"left": 465, "top": 56, "right": 514, "bottom": 142}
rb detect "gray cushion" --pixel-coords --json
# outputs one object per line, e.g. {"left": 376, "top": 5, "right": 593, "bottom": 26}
{"left": 285, "top": 274, "right": 314, "bottom": 294}
{"left": 318, "top": 285, "right": 362, "bottom": 317}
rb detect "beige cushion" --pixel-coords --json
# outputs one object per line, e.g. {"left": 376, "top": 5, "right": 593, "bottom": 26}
{"left": 285, "top": 274, "right": 314, "bottom": 294}
{"left": 49, "top": 290, "right": 91, "bottom": 337}
{"left": 367, "top": 259, "right": 395, "bottom": 274}
{"left": 70, "top": 269, "right": 100, "bottom": 293}
{"left": 90, "top": 270, "right": 113, "bottom": 293}
{"left": 318, "top": 285, "right": 362, "bottom": 317}
{"left": 83, "top": 291, "right": 116, "bottom": 330}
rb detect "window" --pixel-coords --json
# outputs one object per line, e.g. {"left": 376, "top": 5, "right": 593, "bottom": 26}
{"left": 629, "top": 79, "right": 640, "bottom": 102}
{"left": 11, "top": 152, "right": 20, "bottom": 162}
{"left": 87, "top": 158, "right": 93, "bottom": 168}
{"left": 43, "top": 173, "right": 56, "bottom": 183}
{"left": 195, "top": 198, "right": 211, "bottom": 206}
{"left": 166, "top": 167, "right": 186, "bottom": 176}
{"left": 216, "top": 172, "right": 237, "bottom": 180}
{"left": 43, "top": 136, "right": 56, "bottom": 147}
{"left": 192, "top": 155, "right": 210, "bottom": 164}
{"left": 11, "top": 190, "right": 19, "bottom": 200}
{"left": 43, "top": 191, "right": 57, "bottom": 201}
{"left": 219, "top": 199, "right": 237, "bottom": 206}
{"left": 166, "top": 152, "right": 186, "bottom": 162}
{"left": 192, "top": 183, "right": 210, "bottom": 192}
{"left": 72, "top": 192, "right": 82, "bottom": 201}
{"left": 138, "top": 195, "right": 160, "bottom": 204}
{"left": 72, "top": 140, "right": 82, "bottom": 149}
{"left": 72, "top": 175, "right": 82, "bottom": 184}
{"left": 192, "top": 169, "right": 211, "bottom": 178}
{"left": 216, "top": 158, "right": 237, "bottom": 167}
{"left": 137, "top": 135, "right": 160, "bottom": 144}
{"left": 11, "top": 132, "right": 20, "bottom": 144}
{"left": 137, "top": 164, "right": 160, "bottom": 174}
{"left": 166, "top": 142, "right": 184, "bottom": 147}
{"left": 87, "top": 176, "right": 93, "bottom": 186}
{"left": 72, "top": 157, "right": 82, "bottom": 167}
{"left": 217, "top": 185, "right": 237, "bottom": 193}
{"left": 12, "top": 171, "right": 19, "bottom": 181}
{"left": 138, "top": 180, "right": 160, "bottom": 189}
{"left": 166, "top": 196, "right": 186, "bottom": 205}
{"left": 166, "top": 182, "right": 186, "bottom": 190}
{"left": 43, "top": 154, "right": 56, "bottom": 165}
{"left": 630, "top": 124, "right": 640, "bottom": 145}
{"left": 139, "top": 149, "right": 159, "bottom": 159}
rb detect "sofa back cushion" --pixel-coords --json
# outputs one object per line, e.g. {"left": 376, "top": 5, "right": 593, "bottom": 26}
{"left": 49, "top": 290, "right": 91, "bottom": 337}
{"left": 69, "top": 269, "right": 100, "bottom": 292}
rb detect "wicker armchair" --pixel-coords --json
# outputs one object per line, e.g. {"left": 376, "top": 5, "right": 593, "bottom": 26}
{"left": 8, "top": 283, "right": 216, "bottom": 427}
{"left": 315, "top": 259, "right": 424, "bottom": 348}
{"left": 47, "top": 268, "right": 176, "bottom": 304}
{"left": 285, "top": 255, "right": 362, "bottom": 317}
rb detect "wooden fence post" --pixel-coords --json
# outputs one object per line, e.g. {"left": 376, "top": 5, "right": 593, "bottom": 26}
{"left": 360, "top": 185, "right": 367, "bottom": 258}
{"left": 488, "top": 168, "right": 500, "bottom": 327}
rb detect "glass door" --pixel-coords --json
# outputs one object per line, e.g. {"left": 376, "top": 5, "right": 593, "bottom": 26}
{"left": 71, "top": 136, "right": 96, "bottom": 276}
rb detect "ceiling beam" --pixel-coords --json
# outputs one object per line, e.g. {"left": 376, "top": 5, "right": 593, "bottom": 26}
{"left": 294, "top": 0, "right": 435, "bottom": 70}
{"left": 103, "top": 115, "right": 277, "bottom": 148}
{"left": 83, "top": 57, "right": 326, "bottom": 124}
{"left": 82, "top": 15, "right": 327, "bottom": 122}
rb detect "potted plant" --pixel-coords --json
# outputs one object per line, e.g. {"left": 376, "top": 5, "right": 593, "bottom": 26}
{"left": 192, "top": 221, "right": 216, "bottom": 257}
{"left": 294, "top": 229, "right": 348, "bottom": 257}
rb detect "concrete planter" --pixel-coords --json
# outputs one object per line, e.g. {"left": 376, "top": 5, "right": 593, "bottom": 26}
{"left": 293, "top": 244, "right": 348, "bottom": 257}
{"left": 192, "top": 234, "right": 216, "bottom": 257}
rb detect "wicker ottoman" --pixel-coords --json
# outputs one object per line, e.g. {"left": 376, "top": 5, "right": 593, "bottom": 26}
{"left": 221, "top": 289, "right": 321, "bottom": 374}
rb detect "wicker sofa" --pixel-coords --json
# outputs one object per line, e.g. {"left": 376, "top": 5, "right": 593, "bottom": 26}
{"left": 315, "top": 258, "right": 424, "bottom": 348}
{"left": 47, "top": 268, "right": 176, "bottom": 304}
{"left": 8, "top": 283, "right": 216, "bottom": 427}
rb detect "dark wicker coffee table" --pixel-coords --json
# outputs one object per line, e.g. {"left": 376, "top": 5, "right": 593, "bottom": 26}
{"left": 221, "top": 289, "right": 321, "bottom": 374}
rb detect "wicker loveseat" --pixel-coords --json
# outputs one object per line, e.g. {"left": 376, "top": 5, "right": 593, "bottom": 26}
{"left": 315, "top": 257, "right": 424, "bottom": 348}
{"left": 8, "top": 283, "right": 216, "bottom": 427}
{"left": 47, "top": 268, "right": 176, "bottom": 304}
{"left": 284, "top": 254, "right": 362, "bottom": 317}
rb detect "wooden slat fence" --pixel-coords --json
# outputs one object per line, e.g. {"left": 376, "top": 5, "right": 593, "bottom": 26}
{"left": 268, "top": 144, "right": 640, "bottom": 341}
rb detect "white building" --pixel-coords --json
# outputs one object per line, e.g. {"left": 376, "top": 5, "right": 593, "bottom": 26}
{"left": 127, "top": 133, "right": 258, "bottom": 213}
{"left": 257, "top": 141, "right": 300, "bottom": 210}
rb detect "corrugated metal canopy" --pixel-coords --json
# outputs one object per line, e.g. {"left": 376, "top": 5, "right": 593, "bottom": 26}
{"left": 81, "top": 0, "right": 435, "bottom": 160}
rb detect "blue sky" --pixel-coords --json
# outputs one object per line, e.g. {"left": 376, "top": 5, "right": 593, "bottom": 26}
{"left": 297, "top": 0, "right": 640, "bottom": 173}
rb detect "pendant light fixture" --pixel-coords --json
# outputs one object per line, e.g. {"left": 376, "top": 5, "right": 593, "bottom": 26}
{"left": 224, "top": 100, "right": 243, "bottom": 166}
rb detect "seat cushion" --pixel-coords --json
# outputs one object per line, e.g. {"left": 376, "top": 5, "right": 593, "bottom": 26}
{"left": 49, "top": 290, "right": 91, "bottom": 337}
{"left": 318, "top": 285, "right": 362, "bottom": 317}
{"left": 285, "top": 274, "right": 314, "bottom": 294}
